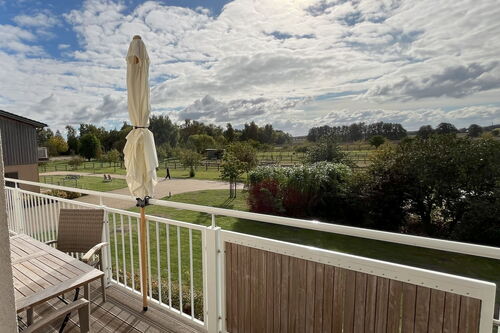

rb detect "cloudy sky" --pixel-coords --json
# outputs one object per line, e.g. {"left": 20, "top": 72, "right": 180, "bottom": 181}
{"left": 0, "top": 0, "right": 499, "bottom": 136}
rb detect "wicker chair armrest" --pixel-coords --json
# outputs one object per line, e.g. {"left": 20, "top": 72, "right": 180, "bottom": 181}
{"left": 23, "top": 299, "right": 90, "bottom": 333}
{"left": 82, "top": 242, "right": 108, "bottom": 264}
{"left": 45, "top": 240, "right": 57, "bottom": 246}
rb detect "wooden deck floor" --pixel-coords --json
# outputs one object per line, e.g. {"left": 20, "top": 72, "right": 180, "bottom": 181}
{"left": 18, "top": 283, "right": 204, "bottom": 333}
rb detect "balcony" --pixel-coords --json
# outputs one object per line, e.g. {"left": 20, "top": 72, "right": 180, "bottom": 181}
{"left": 5, "top": 177, "right": 500, "bottom": 333}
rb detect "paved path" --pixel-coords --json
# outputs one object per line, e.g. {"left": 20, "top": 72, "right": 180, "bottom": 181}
{"left": 40, "top": 171, "right": 239, "bottom": 210}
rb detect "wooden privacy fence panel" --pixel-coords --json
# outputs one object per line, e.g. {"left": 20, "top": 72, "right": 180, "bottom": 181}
{"left": 224, "top": 242, "right": 482, "bottom": 333}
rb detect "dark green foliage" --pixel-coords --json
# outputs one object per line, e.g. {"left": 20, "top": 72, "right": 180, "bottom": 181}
{"left": 79, "top": 133, "right": 101, "bottom": 161}
{"left": 224, "top": 123, "right": 235, "bottom": 142}
{"left": 365, "top": 135, "right": 500, "bottom": 244}
{"left": 226, "top": 142, "right": 257, "bottom": 175}
{"left": 417, "top": 125, "right": 434, "bottom": 139}
{"left": 308, "top": 121, "right": 406, "bottom": 142}
{"left": 304, "top": 136, "right": 350, "bottom": 164}
{"left": 467, "top": 124, "right": 483, "bottom": 137}
{"left": 150, "top": 115, "right": 179, "bottom": 147}
{"left": 187, "top": 134, "right": 216, "bottom": 153}
{"left": 435, "top": 122, "right": 458, "bottom": 135}
{"left": 36, "top": 127, "right": 53, "bottom": 146}
{"left": 368, "top": 135, "right": 385, "bottom": 148}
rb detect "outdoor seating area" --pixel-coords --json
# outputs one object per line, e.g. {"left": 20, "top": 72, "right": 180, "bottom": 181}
{"left": 4, "top": 177, "right": 500, "bottom": 333}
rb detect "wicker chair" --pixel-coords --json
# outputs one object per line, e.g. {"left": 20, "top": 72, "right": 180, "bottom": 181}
{"left": 46, "top": 209, "right": 108, "bottom": 302}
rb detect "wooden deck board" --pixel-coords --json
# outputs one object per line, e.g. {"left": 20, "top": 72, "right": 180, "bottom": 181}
{"left": 17, "top": 283, "right": 203, "bottom": 333}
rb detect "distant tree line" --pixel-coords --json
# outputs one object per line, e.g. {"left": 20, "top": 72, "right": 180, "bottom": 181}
{"left": 36, "top": 116, "right": 292, "bottom": 160}
{"left": 307, "top": 122, "right": 407, "bottom": 142}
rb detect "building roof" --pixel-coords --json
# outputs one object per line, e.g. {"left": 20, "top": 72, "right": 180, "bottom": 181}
{"left": 0, "top": 110, "right": 47, "bottom": 128}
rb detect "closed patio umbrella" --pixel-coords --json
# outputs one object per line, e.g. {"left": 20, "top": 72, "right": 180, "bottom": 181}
{"left": 123, "top": 35, "right": 158, "bottom": 311}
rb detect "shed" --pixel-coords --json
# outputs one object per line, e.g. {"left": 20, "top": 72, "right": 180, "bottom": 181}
{"left": 0, "top": 110, "right": 47, "bottom": 192}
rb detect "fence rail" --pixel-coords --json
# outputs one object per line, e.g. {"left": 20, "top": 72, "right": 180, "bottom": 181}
{"left": 4, "top": 177, "right": 500, "bottom": 332}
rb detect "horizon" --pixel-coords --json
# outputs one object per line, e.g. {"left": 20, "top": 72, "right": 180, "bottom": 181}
{"left": 1, "top": 0, "right": 499, "bottom": 136}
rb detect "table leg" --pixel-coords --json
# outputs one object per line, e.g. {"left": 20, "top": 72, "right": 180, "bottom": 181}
{"left": 84, "top": 284, "right": 91, "bottom": 318}
{"left": 27, "top": 307, "right": 33, "bottom": 326}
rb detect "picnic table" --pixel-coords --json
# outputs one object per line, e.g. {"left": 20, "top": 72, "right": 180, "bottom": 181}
{"left": 10, "top": 233, "right": 104, "bottom": 326}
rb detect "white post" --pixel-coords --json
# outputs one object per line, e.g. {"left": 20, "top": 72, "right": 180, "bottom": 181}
{"left": 101, "top": 205, "right": 112, "bottom": 287}
{"left": 12, "top": 183, "right": 25, "bottom": 234}
{"left": 204, "top": 220, "right": 222, "bottom": 333}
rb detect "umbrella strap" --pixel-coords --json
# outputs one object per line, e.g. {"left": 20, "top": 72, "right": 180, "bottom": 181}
{"left": 136, "top": 196, "right": 151, "bottom": 207}
{"left": 133, "top": 126, "right": 149, "bottom": 129}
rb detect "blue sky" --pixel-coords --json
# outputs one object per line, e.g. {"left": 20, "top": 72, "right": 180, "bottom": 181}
{"left": 0, "top": 0, "right": 499, "bottom": 135}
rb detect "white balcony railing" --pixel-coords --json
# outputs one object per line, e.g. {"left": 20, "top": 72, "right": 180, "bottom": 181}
{"left": 5, "top": 177, "right": 500, "bottom": 333}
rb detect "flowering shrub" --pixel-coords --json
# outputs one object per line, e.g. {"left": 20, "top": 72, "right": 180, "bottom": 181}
{"left": 248, "top": 162, "right": 352, "bottom": 219}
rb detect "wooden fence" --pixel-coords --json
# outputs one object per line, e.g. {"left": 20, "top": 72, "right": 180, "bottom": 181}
{"left": 225, "top": 242, "right": 484, "bottom": 333}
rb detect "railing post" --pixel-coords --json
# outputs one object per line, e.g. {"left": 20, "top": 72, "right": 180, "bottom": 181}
{"left": 204, "top": 215, "right": 222, "bottom": 333}
{"left": 101, "top": 202, "right": 112, "bottom": 287}
{"left": 12, "top": 183, "right": 25, "bottom": 234}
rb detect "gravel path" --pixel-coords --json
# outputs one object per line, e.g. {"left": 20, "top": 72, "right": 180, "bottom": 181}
{"left": 39, "top": 171, "right": 239, "bottom": 210}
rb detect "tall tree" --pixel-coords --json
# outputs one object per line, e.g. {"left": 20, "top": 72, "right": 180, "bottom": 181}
{"left": 467, "top": 124, "right": 483, "bottom": 138}
{"left": 79, "top": 133, "right": 101, "bottom": 161}
{"left": 66, "top": 125, "right": 80, "bottom": 154}
{"left": 435, "top": 122, "right": 458, "bottom": 135}
{"left": 37, "top": 128, "right": 53, "bottom": 146}
{"left": 224, "top": 123, "right": 235, "bottom": 142}
{"left": 241, "top": 121, "right": 259, "bottom": 141}
{"left": 417, "top": 125, "right": 434, "bottom": 139}
{"left": 150, "top": 115, "right": 179, "bottom": 147}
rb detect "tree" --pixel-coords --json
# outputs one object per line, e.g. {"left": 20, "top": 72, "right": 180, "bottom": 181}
{"left": 37, "top": 128, "right": 53, "bottom": 146}
{"left": 366, "top": 135, "right": 500, "bottom": 240}
{"left": 417, "top": 125, "right": 434, "bottom": 139}
{"left": 79, "top": 134, "right": 101, "bottom": 161}
{"left": 304, "top": 136, "right": 349, "bottom": 165}
{"left": 150, "top": 115, "right": 179, "bottom": 147}
{"left": 241, "top": 121, "right": 259, "bottom": 141}
{"left": 435, "top": 122, "right": 458, "bottom": 135}
{"left": 467, "top": 124, "right": 483, "bottom": 138}
{"left": 101, "top": 149, "right": 121, "bottom": 163}
{"left": 66, "top": 125, "right": 80, "bottom": 154}
{"left": 224, "top": 123, "right": 235, "bottom": 142}
{"left": 177, "top": 149, "right": 202, "bottom": 177}
{"left": 187, "top": 134, "right": 216, "bottom": 153}
{"left": 79, "top": 123, "right": 106, "bottom": 142}
{"left": 369, "top": 135, "right": 385, "bottom": 148}
{"left": 156, "top": 143, "right": 172, "bottom": 164}
{"left": 46, "top": 135, "right": 68, "bottom": 156}
{"left": 220, "top": 152, "right": 245, "bottom": 198}
{"left": 227, "top": 142, "right": 257, "bottom": 177}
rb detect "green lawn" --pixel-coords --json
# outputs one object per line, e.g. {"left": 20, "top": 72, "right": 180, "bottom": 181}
{"left": 110, "top": 189, "right": 500, "bottom": 313}
{"left": 39, "top": 160, "right": 228, "bottom": 181}
{"left": 40, "top": 175, "right": 128, "bottom": 192}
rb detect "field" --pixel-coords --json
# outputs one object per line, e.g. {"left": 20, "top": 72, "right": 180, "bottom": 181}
{"left": 40, "top": 175, "right": 128, "bottom": 192}
{"left": 39, "top": 143, "right": 378, "bottom": 178}
{"left": 110, "top": 189, "right": 500, "bottom": 311}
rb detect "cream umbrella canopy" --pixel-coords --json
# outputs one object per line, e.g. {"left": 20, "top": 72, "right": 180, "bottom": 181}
{"left": 123, "top": 35, "right": 158, "bottom": 311}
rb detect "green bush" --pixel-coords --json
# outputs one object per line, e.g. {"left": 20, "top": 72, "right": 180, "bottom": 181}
{"left": 365, "top": 135, "right": 500, "bottom": 242}
{"left": 304, "top": 137, "right": 350, "bottom": 165}
{"left": 248, "top": 162, "right": 352, "bottom": 219}
{"left": 68, "top": 156, "right": 85, "bottom": 169}
{"left": 48, "top": 189, "right": 81, "bottom": 199}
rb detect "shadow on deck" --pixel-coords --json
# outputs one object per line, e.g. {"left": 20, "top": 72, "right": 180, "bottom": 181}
{"left": 18, "top": 283, "right": 204, "bottom": 333}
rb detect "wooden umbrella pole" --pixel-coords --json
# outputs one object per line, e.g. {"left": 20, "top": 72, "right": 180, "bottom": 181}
{"left": 140, "top": 206, "right": 148, "bottom": 311}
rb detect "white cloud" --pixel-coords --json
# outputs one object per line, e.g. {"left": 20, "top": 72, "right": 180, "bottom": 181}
{"left": 13, "top": 12, "right": 60, "bottom": 28}
{"left": 0, "top": 0, "right": 499, "bottom": 136}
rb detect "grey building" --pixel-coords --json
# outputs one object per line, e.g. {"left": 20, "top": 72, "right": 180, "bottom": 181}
{"left": 0, "top": 110, "right": 46, "bottom": 192}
